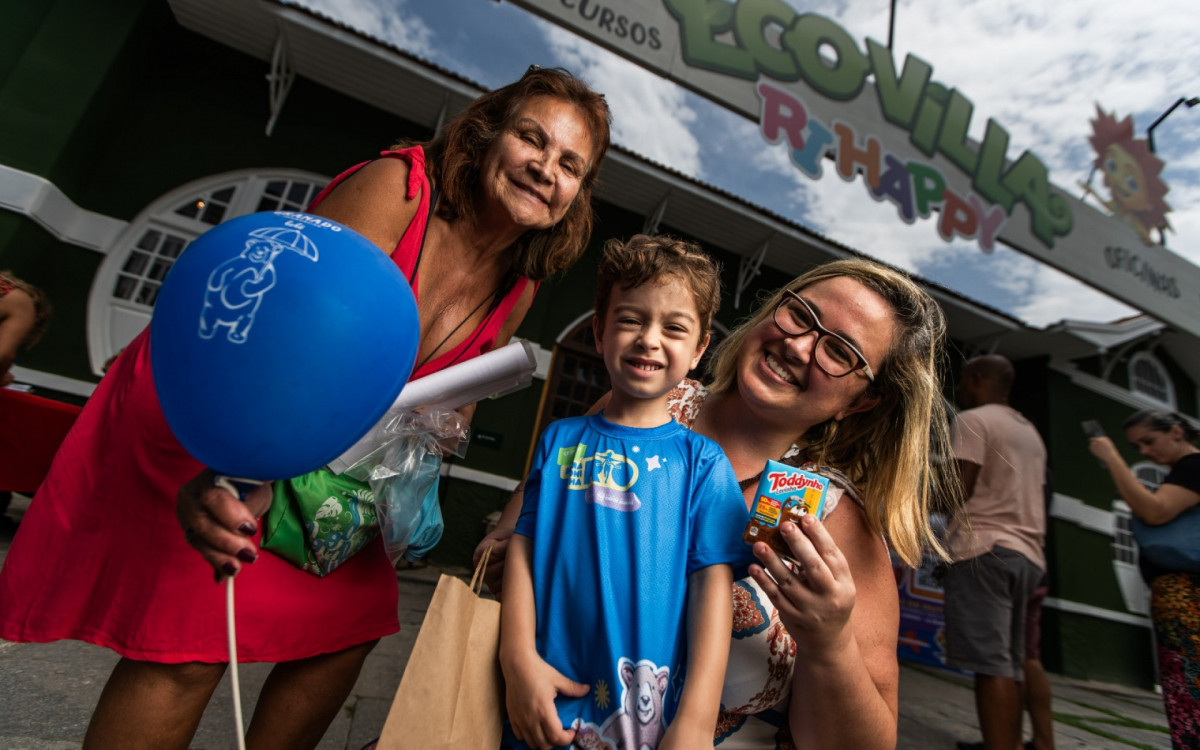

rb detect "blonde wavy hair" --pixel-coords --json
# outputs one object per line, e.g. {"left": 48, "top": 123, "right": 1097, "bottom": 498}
{"left": 708, "top": 258, "right": 957, "bottom": 566}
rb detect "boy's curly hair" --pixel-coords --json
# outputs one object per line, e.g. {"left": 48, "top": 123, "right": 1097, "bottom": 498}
{"left": 593, "top": 235, "right": 722, "bottom": 337}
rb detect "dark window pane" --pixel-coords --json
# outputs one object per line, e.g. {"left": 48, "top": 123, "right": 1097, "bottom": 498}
{"left": 257, "top": 196, "right": 280, "bottom": 212}
{"left": 136, "top": 282, "right": 160, "bottom": 306}
{"left": 176, "top": 200, "right": 202, "bottom": 219}
{"left": 114, "top": 275, "right": 137, "bottom": 300}
{"left": 212, "top": 186, "right": 236, "bottom": 203}
{"left": 162, "top": 236, "right": 186, "bottom": 259}
{"left": 200, "top": 202, "right": 227, "bottom": 225}
{"left": 137, "top": 230, "right": 162, "bottom": 250}
{"left": 287, "top": 182, "right": 309, "bottom": 205}
{"left": 264, "top": 180, "right": 285, "bottom": 197}
{"left": 122, "top": 251, "right": 150, "bottom": 275}
{"left": 148, "top": 259, "right": 173, "bottom": 281}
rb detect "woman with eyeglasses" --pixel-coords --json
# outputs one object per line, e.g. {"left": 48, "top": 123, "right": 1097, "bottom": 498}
{"left": 479, "top": 257, "right": 955, "bottom": 748}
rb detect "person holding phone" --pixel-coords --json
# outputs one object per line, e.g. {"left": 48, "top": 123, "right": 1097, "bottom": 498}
{"left": 1088, "top": 410, "right": 1200, "bottom": 749}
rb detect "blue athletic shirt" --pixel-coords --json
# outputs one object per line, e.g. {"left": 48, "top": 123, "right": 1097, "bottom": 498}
{"left": 511, "top": 412, "right": 750, "bottom": 749}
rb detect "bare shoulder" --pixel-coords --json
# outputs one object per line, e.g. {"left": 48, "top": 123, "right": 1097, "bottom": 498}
{"left": 826, "top": 498, "right": 890, "bottom": 574}
{"left": 310, "top": 157, "right": 421, "bottom": 255}
{"left": 826, "top": 500, "right": 900, "bottom": 639}
{"left": 826, "top": 498, "right": 900, "bottom": 705}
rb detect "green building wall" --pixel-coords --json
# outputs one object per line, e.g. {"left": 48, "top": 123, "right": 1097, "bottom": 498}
{"left": 1039, "top": 356, "right": 1197, "bottom": 688}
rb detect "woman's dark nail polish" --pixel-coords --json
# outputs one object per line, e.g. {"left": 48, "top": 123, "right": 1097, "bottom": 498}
{"left": 221, "top": 562, "right": 238, "bottom": 578}
{"left": 238, "top": 522, "right": 257, "bottom": 536}
{"left": 236, "top": 548, "right": 258, "bottom": 564}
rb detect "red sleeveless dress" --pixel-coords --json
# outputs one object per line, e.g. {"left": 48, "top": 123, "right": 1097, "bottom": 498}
{"left": 0, "top": 147, "right": 532, "bottom": 662}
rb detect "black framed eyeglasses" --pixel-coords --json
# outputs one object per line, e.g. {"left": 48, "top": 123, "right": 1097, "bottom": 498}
{"left": 772, "top": 290, "right": 875, "bottom": 382}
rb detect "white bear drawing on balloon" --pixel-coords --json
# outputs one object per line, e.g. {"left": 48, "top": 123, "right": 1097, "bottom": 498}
{"left": 198, "top": 223, "right": 318, "bottom": 344}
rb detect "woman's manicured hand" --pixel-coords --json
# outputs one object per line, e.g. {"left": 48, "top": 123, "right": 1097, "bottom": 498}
{"left": 176, "top": 468, "right": 272, "bottom": 579}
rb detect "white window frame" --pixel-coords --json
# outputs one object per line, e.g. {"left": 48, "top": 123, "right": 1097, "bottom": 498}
{"left": 87, "top": 168, "right": 328, "bottom": 373}
{"left": 1111, "top": 462, "right": 1168, "bottom": 615}
{"left": 1127, "top": 351, "right": 1176, "bottom": 409}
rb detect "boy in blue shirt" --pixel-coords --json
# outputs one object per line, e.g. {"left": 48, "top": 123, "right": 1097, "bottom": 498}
{"left": 501, "top": 235, "right": 748, "bottom": 749}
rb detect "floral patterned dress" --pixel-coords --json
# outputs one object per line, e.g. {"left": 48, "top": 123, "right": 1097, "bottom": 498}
{"left": 665, "top": 380, "right": 865, "bottom": 748}
{"left": 1147, "top": 453, "right": 1200, "bottom": 749}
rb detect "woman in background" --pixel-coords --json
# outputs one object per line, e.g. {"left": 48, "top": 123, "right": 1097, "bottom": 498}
{"left": 1089, "top": 410, "right": 1200, "bottom": 749}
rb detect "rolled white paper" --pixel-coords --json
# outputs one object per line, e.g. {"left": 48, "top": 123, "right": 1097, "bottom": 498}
{"left": 327, "top": 339, "right": 538, "bottom": 474}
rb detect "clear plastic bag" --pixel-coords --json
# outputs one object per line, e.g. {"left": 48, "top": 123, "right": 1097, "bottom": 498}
{"left": 348, "top": 407, "right": 468, "bottom": 565}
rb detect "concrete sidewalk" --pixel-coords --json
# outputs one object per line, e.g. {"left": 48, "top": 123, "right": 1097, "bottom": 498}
{"left": 0, "top": 494, "right": 1172, "bottom": 749}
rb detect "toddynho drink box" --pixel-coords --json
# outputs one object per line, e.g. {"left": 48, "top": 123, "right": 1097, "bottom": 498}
{"left": 743, "top": 460, "right": 830, "bottom": 559}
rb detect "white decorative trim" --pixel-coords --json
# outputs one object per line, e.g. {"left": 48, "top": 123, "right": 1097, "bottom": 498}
{"left": 1049, "top": 360, "right": 1197, "bottom": 420}
{"left": 1127, "top": 351, "right": 1176, "bottom": 409}
{"left": 9, "top": 365, "right": 97, "bottom": 398}
{"left": 556, "top": 310, "right": 595, "bottom": 346}
{"left": 1050, "top": 492, "right": 1114, "bottom": 535}
{"left": 643, "top": 192, "right": 669, "bottom": 235}
{"left": 1043, "top": 596, "right": 1151, "bottom": 628}
{"left": 0, "top": 164, "right": 128, "bottom": 252}
{"left": 441, "top": 462, "right": 520, "bottom": 492}
{"left": 265, "top": 29, "right": 296, "bottom": 136}
{"left": 735, "top": 240, "right": 769, "bottom": 310}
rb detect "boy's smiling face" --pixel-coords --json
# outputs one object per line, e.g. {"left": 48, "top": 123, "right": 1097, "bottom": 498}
{"left": 594, "top": 274, "right": 709, "bottom": 410}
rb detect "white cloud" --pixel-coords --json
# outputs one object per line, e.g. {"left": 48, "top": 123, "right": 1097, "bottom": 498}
{"left": 297, "top": 0, "right": 435, "bottom": 58}
{"left": 1006, "top": 262, "right": 1138, "bottom": 326}
{"left": 543, "top": 27, "right": 705, "bottom": 177}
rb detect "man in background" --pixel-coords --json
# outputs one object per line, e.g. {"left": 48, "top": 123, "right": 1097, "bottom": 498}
{"left": 945, "top": 354, "right": 1052, "bottom": 750}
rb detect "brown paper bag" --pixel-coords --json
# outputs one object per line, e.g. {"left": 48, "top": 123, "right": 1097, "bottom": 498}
{"left": 376, "top": 546, "right": 504, "bottom": 750}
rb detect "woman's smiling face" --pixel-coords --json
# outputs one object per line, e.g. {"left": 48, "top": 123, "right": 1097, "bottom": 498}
{"left": 477, "top": 95, "right": 594, "bottom": 233}
{"left": 736, "top": 276, "right": 895, "bottom": 428}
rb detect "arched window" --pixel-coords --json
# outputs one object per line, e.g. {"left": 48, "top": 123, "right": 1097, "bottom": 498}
{"left": 87, "top": 169, "right": 327, "bottom": 373}
{"left": 1127, "top": 351, "right": 1175, "bottom": 408}
{"left": 1111, "top": 461, "right": 1166, "bottom": 617}
{"left": 1112, "top": 463, "right": 1168, "bottom": 565}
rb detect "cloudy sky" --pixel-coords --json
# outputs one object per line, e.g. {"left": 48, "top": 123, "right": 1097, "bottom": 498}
{"left": 300, "top": 0, "right": 1199, "bottom": 328}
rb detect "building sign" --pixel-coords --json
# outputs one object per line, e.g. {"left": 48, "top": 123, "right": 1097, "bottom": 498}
{"left": 506, "top": 0, "right": 1200, "bottom": 337}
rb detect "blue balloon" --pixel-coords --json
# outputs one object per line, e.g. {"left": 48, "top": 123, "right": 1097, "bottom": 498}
{"left": 151, "top": 211, "right": 419, "bottom": 480}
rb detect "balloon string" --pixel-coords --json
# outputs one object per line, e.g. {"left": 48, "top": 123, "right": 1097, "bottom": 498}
{"left": 227, "top": 576, "right": 247, "bottom": 750}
